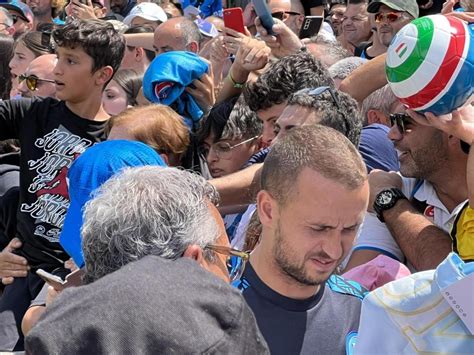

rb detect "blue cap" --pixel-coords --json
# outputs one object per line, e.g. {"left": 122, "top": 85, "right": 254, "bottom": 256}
{"left": 0, "top": 0, "right": 34, "bottom": 23}
{"left": 59, "top": 140, "right": 167, "bottom": 267}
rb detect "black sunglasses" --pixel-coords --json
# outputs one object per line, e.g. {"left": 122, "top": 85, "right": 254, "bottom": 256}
{"left": 11, "top": 13, "right": 29, "bottom": 24}
{"left": 271, "top": 11, "right": 301, "bottom": 20}
{"left": 389, "top": 113, "right": 411, "bottom": 134}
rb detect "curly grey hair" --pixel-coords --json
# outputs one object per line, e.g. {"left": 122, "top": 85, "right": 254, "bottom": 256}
{"left": 81, "top": 166, "right": 220, "bottom": 284}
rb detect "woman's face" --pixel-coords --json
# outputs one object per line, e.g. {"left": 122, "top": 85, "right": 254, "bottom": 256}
{"left": 102, "top": 80, "right": 129, "bottom": 116}
{"left": 9, "top": 42, "right": 37, "bottom": 96}
{"left": 9, "top": 42, "right": 36, "bottom": 77}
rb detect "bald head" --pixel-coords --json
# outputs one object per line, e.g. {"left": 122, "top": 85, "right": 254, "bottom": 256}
{"left": 153, "top": 16, "right": 202, "bottom": 55}
{"left": 268, "top": 0, "right": 304, "bottom": 35}
{"left": 18, "top": 54, "right": 57, "bottom": 98}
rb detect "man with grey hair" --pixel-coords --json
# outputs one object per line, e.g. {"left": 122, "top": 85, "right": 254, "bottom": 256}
{"left": 0, "top": 7, "right": 15, "bottom": 36}
{"left": 153, "top": 16, "right": 202, "bottom": 54}
{"left": 328, "top": 56, "right": 367, "bottom": 88}
{"left": 305, "top": 33, "right": 351, "bottom": 68}
{"left": 234, "top": 125, "right": 369, "bottom": 354}
{"left": 82, "top": 166, "right": 238, "bottom": 284}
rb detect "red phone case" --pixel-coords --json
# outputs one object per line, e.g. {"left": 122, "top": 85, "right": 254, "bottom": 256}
{"left": 224, "top": 8, "right": 245, "bottom": 34}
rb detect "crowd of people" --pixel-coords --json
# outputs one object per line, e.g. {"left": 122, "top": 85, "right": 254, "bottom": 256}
{"left": 0, "top": 0, "right": 472, "bottom": 353}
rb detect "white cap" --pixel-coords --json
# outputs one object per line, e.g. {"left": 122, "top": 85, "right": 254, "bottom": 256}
{"left": 123, "top": 3, "right": 168, "bottom": 26}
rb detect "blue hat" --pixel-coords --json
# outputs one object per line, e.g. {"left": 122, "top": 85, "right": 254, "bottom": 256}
{"left": 60, "top": 140, "right": 167, "bottom": 268}
{"left": 0, "top": 0, "right": 34, "bottom": 23}
{"left": 143, "top": 51, "right": 209, "bottom": 130}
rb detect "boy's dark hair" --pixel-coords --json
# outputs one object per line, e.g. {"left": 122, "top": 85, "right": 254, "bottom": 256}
{"left": 52, "top": 19, "right": 125, "bottom": 75}
{"left": 243, "top": 52, "right": 334, "bottom": 112}
{"left": 198, "top": 95, "right": 262, "bottom": 143}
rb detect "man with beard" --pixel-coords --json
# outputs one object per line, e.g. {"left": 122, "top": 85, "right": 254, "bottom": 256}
{"left": 358, "top": 0, "right": 417, "bottom": 58}
{"left": 25, "top": 0, "right": 52, "bottom": 29}
{"left": 235, "top": 125, "right": 369, "bottom": 355}
{"left": 345, "top": 104, "right": 472, "bottom": 272}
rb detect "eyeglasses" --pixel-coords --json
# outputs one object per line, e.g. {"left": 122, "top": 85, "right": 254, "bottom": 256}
{"left": 11, "top": 14, "right": 29, "bottom": 24}
{"left": 199, "top": 135, "right": 259, "bottom": 160}
{"left": 271, "top": 11, "right": 301, "bottom": 21}
{"left": 375, "top": 12, "right": 404, "bottom": 23}
{"left": 389, "top": 113, "right": 411, "bottom": 134}
{"left": 19, "top": 74, "right": 56, "bottom": 91}
{"left": 305, "top": 86, "right": 341, "bottom": 109}
{"left": 205, "top": 244, "right": 249, "bottom": 283}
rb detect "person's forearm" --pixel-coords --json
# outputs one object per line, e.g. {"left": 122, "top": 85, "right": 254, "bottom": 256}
{"left": 210, "top": 163, "right": 262, "bottom": 206}
{"left": 339, "top": 53, "right": 388, "bottom": 106}
{"left": 215, "top": 64, "right": 250, "bottom": 104}
{"left": 124, "top": 33, "right": 155, "bottom": 51}
{"left": 22, "top": 306, "right": 46, "bottom": 335}
{"left": 383, "top": 199, "right": 452, "bottom": 271}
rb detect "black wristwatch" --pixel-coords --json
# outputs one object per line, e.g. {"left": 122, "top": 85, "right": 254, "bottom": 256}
{"left": 373, "top": 188, "right": 407, "bottom": 223}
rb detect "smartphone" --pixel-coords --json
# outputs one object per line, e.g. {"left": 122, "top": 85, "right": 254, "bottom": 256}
{"left": 299, "top": 16, "right": 324, "bottom": 39}
{"left": 224, "top": 8, "right": 245, "bottom": 34}
{"left": 252, "top": 0, "right": 275, "bottom": 35}
{"left": 36, "top": 268, "right": 84, "bottom": 291}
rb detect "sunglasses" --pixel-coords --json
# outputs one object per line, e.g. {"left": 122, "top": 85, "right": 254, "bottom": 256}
{"left": 19, "top": 74, "right": 56, "bottom": 91}
{"left": 205, "top": 245, "right": 249, "bottom": 283}
{"left": 11, "top": 14, "right": 29, "bottom": 24}
{"left": 375, "top": 12, "right": 404, "bottom": 23}
{"left": 271, "top": 11, "right": 301, "bottom": 21}
{"left": 305, "top": 86, "right": 341, "bottom": 109}
{"left": 389, "top": 113, "right": 411, "bottom": 133}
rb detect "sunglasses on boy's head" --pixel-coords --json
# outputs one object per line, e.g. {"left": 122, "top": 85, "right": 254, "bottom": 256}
{"left": 389, "top": 113, "right": 411, "bottom": 134}
{"left": 19, "top": 74, "right": 56, "bottom": 91}
{"left": 375, "top": 12, "right": 405, "bottom": 23}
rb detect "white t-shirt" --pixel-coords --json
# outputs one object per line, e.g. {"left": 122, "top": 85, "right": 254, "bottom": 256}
{"left": 352, "top": 177, "right": 466, "bottom": 264}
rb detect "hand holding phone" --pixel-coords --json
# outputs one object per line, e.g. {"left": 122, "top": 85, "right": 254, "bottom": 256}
{"left": 224, "top": 8, "right": 246, "bottom": 34}
{"left": 36, "top": 268, "right": 84, "bottom": 291}
{"left": 299, "top": 16, "right": 323, "bottom": 39}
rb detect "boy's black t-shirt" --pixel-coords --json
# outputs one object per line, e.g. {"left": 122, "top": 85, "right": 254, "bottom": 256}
{"left": 0, "top": 98, "right": 107, "bottom": 271}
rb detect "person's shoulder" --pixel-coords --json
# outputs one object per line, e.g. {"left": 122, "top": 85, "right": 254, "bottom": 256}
{"left": 326, "top": 275, "right": 367, "bottom": 302}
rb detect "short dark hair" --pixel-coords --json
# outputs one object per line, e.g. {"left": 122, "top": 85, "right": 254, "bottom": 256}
{"left": 262, "top": 125, "right": 367, "bottom": 205}
{"left": 287, "top": 88, "right": 362, "bottom": 146}
{"left": 125, "top": 25, "right": 156, "bottom": 62}
{"left": 198, "top": 95, "right": 262, "bottom": 143}
{"left": 243, "top": 52, "right": 334, "bottom": 112}
{"left": 52, "top": 19, "right": 125, "bottom": 74}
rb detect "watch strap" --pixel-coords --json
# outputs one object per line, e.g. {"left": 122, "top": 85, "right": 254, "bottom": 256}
{"left": 374, "top": 188, "right": 407, "bottom": 223}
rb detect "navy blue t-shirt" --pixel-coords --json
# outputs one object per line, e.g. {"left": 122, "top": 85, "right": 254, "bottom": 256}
{"left": 359, "top": 124, "right": 399, "bottom": 173}
{"left": 235, "top": 263, "right": 363, "bottom": 355}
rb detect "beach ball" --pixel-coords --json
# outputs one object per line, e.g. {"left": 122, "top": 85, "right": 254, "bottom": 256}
{"left": 386, "top": 15, "right": 474, "bottom": 116}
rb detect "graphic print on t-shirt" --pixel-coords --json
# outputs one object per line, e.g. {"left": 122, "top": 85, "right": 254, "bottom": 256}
{"left": 20, "top": 126, "right": 93, "bottom": 243}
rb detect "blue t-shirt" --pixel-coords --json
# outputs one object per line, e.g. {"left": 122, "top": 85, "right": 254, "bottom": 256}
{"left": 358, "top": 124, "right": 399, "bottom": 173}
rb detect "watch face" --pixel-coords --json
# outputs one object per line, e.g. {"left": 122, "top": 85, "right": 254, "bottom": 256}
{"left": 376, "top": 191, "right": 393, "bottom": 206}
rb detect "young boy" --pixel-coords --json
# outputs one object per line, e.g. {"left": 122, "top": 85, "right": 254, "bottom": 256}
{"left": 0, "top": 19, "right": 125, "bottom": 351}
